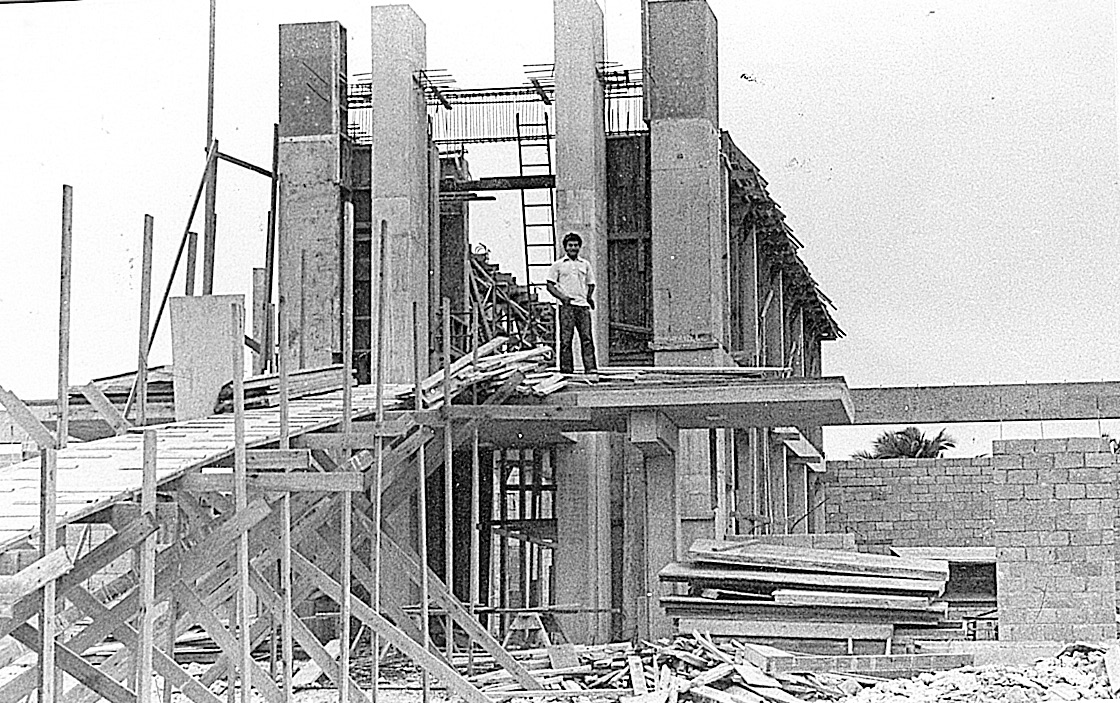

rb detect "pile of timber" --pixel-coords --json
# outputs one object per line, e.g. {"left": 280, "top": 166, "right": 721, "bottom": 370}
{"left": 518, "top": 365, "right": 793, "bottom": 399}
{"left": 214, "top": 364, "right": 363, "bottom": 413}
{"left": 659, "top": 539, "right": 950, "bottom": 650}
{"left": 209, "top": 339, "right": 559, "bottom": 412}
{"left": 461, "top": 631, "right": 971, "bottom": 701}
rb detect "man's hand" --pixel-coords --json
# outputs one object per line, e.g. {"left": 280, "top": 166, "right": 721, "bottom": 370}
{"left": 588, "top": 297, "right": 595, "bottom": 310}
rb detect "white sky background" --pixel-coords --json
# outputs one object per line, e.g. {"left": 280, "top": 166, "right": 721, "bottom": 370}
{"left": 1, "top": 0, "right": 1117, "bottom": 458}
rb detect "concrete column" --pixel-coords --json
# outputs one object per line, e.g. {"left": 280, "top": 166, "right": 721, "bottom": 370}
{"left": 278, "top": 22, "right": 347, "bottom": 369}
{"left": 647, "top": 0, "right": 729, "bottom": 367}
{"left": 553, "top": 0, "right": 611, "bottom": 643}
{"left": 371, "top": 5, "right": 430, "bottom": 382}
{"left": 644, "top": 451, "right": 681, "bottom": 638}
{"left": 554, "top": 0, "right": 608, "bottom": 360}
{"left": 553, "top": 433, "right": 613, "bottom": 642}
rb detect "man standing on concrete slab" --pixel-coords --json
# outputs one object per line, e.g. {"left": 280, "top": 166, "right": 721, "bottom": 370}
{"left": 547, "top": 232, "right": 598, "bottom": 375}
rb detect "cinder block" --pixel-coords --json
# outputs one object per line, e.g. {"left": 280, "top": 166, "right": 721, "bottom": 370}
{"left": 1038, "top": 468, "right": 1071, "bottom": 483}
{"left": 1070, "top": 467, "right": 1104, "bottom": 483}
{"left": 1024, "top": 485, "right": 1054, "bottom": 500}
{"left": 1007, "top": 469, "right": 1039, "bottom": 484}
{"left": 1023, "top": 454, "right": 1055, "bottom": 469}
{"left": 1086, "top": 452, "right": 1119, "bottom": 468}
{"left": 1035, "top": 439, "right": 1069, "bottom": 454}
{"left": 993, "top": 439, "right": 1037, "bottom": 455}
{"left": 1055, "top": 484, "right": 1087, "bottom": 500}
{"left": 1067, "top": 437, "right": 1112, "bottom": 453}
{"left": 992, "top": 454, "right": 1024, "bottom": 469}
{"left": 1055, "top": 453, "right": 1085, "bottom": 469}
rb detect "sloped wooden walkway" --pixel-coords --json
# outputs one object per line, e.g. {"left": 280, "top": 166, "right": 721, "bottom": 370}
{"left": 0, "top": 382, "right": 410, "bottom": 552}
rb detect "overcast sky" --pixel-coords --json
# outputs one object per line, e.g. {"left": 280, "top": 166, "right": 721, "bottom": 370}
{"left": 1, "top": 1, "right": 1117, "bottom": 456}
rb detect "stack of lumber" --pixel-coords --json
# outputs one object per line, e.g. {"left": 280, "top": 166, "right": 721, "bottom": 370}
{"left": 660, "top": 539, "right": 950, "bottom": 650}
{"left": 214, "top": 364, "right": 363, "bottom": 412}
{"left": 208, "top": 339, "right": 561, "bottom": 413}
{"left": 460, "top": 631, "right": 971, "bottom": 701}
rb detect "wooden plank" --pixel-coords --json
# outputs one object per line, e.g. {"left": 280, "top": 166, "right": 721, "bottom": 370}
{"left": 0, "top": 385, "right": 56, "bottom": 449}
{"left": 12, "top": 623, "right": 136, "bottom": 703}
{"left": 680, "top": 618, "right": 892, "bottom": 642}
{"left": 245, "top": 449, "right": 310, "bottom": 471}
{"left": 627, "top": 655, "right": 647, "bottom": 695}
{"left": 247, "top": 566, "right": 367, "bottom": 703}
{"left": 756, "top": 652, "right": 974, "bottom": 676}
{"left": 663, "top": 598, "right": 941, "bottom": 625}
{"left": 0, "top": 547, "right": 71, "bottom": 601}
{"left": 289, "top": 550, "right": 491, "bottom": 703}
{"left": 177, "top": 472, "right": 364, "bottom": 493}
{"left": 376, "top": 519, "right": 541, "bottom": 688}
{"left": 136, "top": 430, "right": 157, "bottom": 703}
{"left": 64, "top": 585, "right": 224, "bottom": 703}
{"left": 688, "top": 539, "right": 949, "bottom": 581}
{"left": 772, "top": 589, "right": 934, "bottom": 611}
{"left": 659, "top": 561, "right": 943, "bottom": 596}
{"left": 177, "top": 581, "right": 282, "bottom": 703}
{"left": 1106, "top": 644, "right": 1120, "bottom": 695}
{"left": 78, "top": 383, "right": 132, "bottom": 435}
{"left": 178, "top": 497, "right": 271, "bottom": 577}
{"left": 890, "top": 546, "right": 996, "bottom": 563}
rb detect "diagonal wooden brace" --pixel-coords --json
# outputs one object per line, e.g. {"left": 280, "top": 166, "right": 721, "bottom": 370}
{"left": 290, "top": 550, "right": 492, "bottom": 703}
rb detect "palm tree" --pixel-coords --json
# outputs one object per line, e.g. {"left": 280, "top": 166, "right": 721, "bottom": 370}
{"left": 853, "top": 427, "right": 955, "bottom": 460}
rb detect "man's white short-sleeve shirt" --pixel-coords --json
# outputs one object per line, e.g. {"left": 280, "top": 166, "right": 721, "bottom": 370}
{"left": 546, "top": 256, "right": 595, "bottom": 307}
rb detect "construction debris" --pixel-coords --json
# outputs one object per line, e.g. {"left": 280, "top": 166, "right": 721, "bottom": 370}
{"left": 463, "top": 632, "right": 974, "bottom": 702}
{"left": 845, "top": 643, "right": 1118, "bottom": 703}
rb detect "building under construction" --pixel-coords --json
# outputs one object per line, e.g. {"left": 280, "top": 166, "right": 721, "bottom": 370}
{"left": 3, "top": 1, "right": 1120, "bottom": 702}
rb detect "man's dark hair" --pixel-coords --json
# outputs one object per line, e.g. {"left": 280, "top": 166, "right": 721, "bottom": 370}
{"left": 562, "top": 232, "right": 583, "bottom": 246}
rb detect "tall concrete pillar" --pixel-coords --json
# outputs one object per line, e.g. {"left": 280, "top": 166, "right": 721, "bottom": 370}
{"left": 553, "top": 434, "right": 613, "bottom": 642}
{"left": 277, "top": 22, "right": 348, "bottom": 369}
{"left": 371, "top": 5, "right": 431, "bottom": 382}
{"left": 647, "top": 0, "right": 730, "bottom": 368}
{"left": 555, "top": 0, "right": 608, "bottom": 358}
{"left": 553, "top": 0, "right": 613, "bottom": 644}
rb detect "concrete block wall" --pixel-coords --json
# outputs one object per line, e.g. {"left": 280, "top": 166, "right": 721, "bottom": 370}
{"left": 989, "top": 437, "right": 1118, "bottom": 641}
{"left": 822, "top": 457, "right": 995, "bottom": 554}
{"left": 825, "top": 437, "right": 1120, "bottom": 642}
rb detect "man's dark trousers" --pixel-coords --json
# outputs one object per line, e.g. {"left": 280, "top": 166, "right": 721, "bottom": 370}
{"left": 558, "top": 304, "right": 597, "bottom": 374}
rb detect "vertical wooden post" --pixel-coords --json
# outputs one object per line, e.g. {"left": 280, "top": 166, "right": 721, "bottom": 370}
{"left": 467, "top": 306, "right": 480, "bottom": 674}
{"left": 231, "top": 301, "right": 251, "bottom": 703}
{"left": 370, "top": 220, "right": 388, "bottom": 703}
{"left": 58, "top": 185, "right": 72, "bottom": 449}
{"left": 441, "top": 297, "right": 454, "bottom": 658}
{"left": 339, "top": 202, "right": 354, "bottom": 703}
{"left": 262, "top": 123, "right": 280, "bottom": 373}
{"left": 136, "top": 429, "right": 157, "bottom": 703}
{"left": 185, "top": 231, "right": 199, "bottom": 296}
{"left": 202, "top": 0, "right": 217, "bottom": 295}
{"left": 252, "top": 268, "right": 267, "bottom": 375}
{"left": 414, "top": 301, "right": 431, "bottom": 703}
{"left": 137, "top": 215, "right": 154, "bottom": 426}
{"left": 38, "top": 445, "right": 57, "bottom": 703}
{"left": 163, "top": 508, "right": 179, "bottom": 703}
{"left": 277, "top": 178, "right": 294, "bottom": 703}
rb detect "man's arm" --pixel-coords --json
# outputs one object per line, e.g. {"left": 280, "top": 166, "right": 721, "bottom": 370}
{"left": 586, "top": 283, "right": 595, "bottom": 310}
{"left": 546, "top": 280, "right": 570, "bottom": 304}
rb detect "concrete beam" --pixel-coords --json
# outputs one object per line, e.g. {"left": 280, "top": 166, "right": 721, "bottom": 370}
{"left": 848, "top": 381, "right": 1120, "bottom": 425}
{"left": 629, "top": 410, "right": 678, "bottom": 457}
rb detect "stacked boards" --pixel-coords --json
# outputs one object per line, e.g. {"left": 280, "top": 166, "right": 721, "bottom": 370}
{"left": 660, "top": 539, "right": 950, "bottom": 653}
